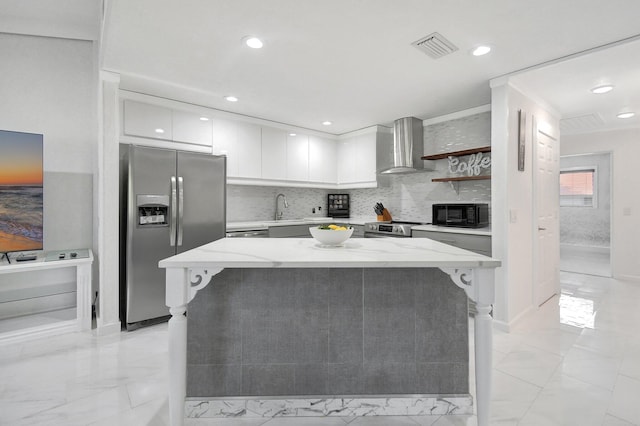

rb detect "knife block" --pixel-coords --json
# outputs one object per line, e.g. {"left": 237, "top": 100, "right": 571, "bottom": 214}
{"left": 377, "top": 208, "right": 392, "bottom": 222}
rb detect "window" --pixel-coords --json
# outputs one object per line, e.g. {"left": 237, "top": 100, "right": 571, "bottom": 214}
{"left": 560, "top": 168, "right": 596, "bottom": 207}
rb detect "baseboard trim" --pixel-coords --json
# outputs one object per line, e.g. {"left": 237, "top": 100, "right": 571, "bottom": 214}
{"left": 493, "top": 305, "right": 536, "bottom": 333}
{"left": 616, "top": 274, "right": 640, "bottom": 283}
{"left": 94, "top": 320, "right": 121, "bottom": 336}
{"left": 0, "top": 320, "right": 77, "bottom": 345}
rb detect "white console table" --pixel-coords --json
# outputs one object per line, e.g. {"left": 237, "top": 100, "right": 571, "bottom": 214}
{"left": 0, "top": 249, "right": 93, "bottom": 344}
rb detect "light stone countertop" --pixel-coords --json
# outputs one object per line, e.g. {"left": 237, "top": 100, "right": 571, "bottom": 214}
{"left": 158, "top": 237, "right": 501, "bottom": 270}
{"left": 226, "top": 217, "right": 373, "bottom": 232}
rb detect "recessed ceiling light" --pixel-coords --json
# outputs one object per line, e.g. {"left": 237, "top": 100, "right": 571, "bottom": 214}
{"left": 199, "top": 117, "right": 210, "bottom": 121}
{"left": 322, "top": 121, "right": 332, "bottom": 126}
{"left": 155, "top": 128, "right": 165, "bottom": 134}
{"left": 591, "top": 85, "right": 614, "bottom": 94}
{"left": 243, "top": 36, "right": 263, "bottom": 49}
{"left": 224, "top": 96, "right": 238, "bottom": 102}
{"left": 471, "top": 45, "right": 491, "bottom": 56}
{"left": 289, "top": 133, "right": 297, "bottom": 136}
{"left": 617, "top": 111, "right": 635, "bottom": 119}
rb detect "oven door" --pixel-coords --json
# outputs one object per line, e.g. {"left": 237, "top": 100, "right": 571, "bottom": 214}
{"left": 364, "top": 233, "right": 405, "bottom": 238}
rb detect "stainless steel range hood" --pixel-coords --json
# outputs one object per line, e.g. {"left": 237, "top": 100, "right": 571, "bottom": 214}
{"left": 379, "top": 117, "right": 424, "bottom": 174}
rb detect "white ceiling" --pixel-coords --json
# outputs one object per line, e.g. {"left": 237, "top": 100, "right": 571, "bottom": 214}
{"left": 5, "top": 0, "right": 640, "bottom": 135}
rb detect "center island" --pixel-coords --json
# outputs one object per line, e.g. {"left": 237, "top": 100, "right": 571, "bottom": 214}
{"left": 159, "top": 237, "right": 501, "bottom": 426}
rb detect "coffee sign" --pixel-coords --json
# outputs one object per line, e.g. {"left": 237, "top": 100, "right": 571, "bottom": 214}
{"left": 448, "top": 152, "right": 491, "bottom": 176}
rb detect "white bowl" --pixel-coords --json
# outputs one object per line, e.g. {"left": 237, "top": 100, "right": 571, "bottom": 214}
{"left": 309, "top": 226, "right": 353, "bottom": 246}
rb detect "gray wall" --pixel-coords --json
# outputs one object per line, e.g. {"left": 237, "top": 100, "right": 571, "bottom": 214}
{"left": 0, "top": 33, "right": 96, "bottom": 315}
{"left": 227, "top": 112, "right": 491, "bottom": 223}
{"left": 0, "top": 33, "right": 96, "bottom": 252}
{"left": 560, "top": 153, "right": 611, "bottom": 247}
{"left": 186, "top": 267, "right": 469, "bottom": 397}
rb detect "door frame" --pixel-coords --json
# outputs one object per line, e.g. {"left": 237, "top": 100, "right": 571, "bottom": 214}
{"left": 558, "top": 151, "right": 613, "bottom": 277}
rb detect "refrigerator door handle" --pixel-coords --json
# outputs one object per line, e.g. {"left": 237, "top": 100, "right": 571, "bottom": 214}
{"left": 177, "top": 176, "right": 184, "bottom": 246}
{"left": 170, "top": 176, "right": 177, "bottom": 247}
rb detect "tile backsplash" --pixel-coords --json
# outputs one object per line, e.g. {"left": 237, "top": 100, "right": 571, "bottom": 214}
{"left": 227, "top": 112, "right": 491, "bottom": 223}
{"left": 227, "top": 174, "right": 490, "bottom": 223}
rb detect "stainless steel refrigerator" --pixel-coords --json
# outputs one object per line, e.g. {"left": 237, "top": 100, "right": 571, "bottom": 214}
{"left": 120, "top": 144, "right": 226, "bottom": 330}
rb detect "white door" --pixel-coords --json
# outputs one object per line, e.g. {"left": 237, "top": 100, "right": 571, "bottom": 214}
{"left": 533, "top": 117, "right": 560, "bottom": 306}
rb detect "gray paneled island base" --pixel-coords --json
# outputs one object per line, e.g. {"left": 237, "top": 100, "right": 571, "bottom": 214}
{"left": 159, "top": 238, "right": 500, "bottom": 426}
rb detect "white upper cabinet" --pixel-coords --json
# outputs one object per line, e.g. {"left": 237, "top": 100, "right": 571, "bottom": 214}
{"left": 123, "top": 100, "right": 173, "bottom": 140}
{"left": 261, "top": 127, "right": 287, "bottom": 180}
{"left": 309, "top": 135, "right": 337, "bottom": 183}
{"left": 353, "top": 133, "right": 377, "bottom": 183}
{"left": 286, "top": 133, "right": 309, "bottom": 181}
{"left": 336, "top": 139, "right": 355, "bottom": 184}
{"left": 236, "top": 122, "right": 262, "bottom": 179}
{"left": 336, "top": 131, "right": 377, "bottom": 186}
{"left": 212, "top": 117, "right": 239, "bottom": 177}
{"left": 120, "top": 98, "right": 378, "bottom": 188}
{"left": 172, "top": 110, "right": 212, "bottom": 146}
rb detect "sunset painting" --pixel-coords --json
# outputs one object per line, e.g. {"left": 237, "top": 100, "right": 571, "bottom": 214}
{"left": 0, "top": 130, "right": 44, "bottom": 253}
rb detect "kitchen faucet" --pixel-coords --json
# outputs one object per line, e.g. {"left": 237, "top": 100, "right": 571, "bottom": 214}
{"left": 275, "top": 193, "right": 289, "bottom": 220}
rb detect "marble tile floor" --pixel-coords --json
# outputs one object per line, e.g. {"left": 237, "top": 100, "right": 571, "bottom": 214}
{"left": 1, "top": 270, "right": 639, "bottom": 426}
{"left": 560, "top": 244, "right": 611, "bottom": 277}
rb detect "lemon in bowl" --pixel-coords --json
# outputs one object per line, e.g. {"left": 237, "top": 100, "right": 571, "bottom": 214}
{"left": 309, "top": 224, "right": 354, "bottom": 246}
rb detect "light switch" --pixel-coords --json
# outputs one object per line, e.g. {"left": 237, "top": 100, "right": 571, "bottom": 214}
{"left": 623, "top": 207, "right": 632, "bottom": 216}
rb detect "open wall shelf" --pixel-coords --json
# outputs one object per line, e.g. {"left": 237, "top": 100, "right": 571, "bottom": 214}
{"left": 423, "top": 147, "right": 492, "bottom": 194}
{"left": 432, "top": 175, "right": 491, "bottom": 183}
{"left": 421, "top": 146, "right": 491, "bottom": 161}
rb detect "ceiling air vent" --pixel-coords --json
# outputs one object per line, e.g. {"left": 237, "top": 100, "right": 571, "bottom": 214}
{"left": 412, "top": 32, "right": 458, "bottom": 59}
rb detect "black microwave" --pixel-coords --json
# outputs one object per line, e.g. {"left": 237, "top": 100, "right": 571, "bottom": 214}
{"left": 432, "top": 203, "right": 489, "bottom": 228}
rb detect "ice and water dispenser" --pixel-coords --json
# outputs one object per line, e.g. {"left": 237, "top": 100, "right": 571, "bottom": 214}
{"left": 136, "top": 195, "right": 169, "bottom": 226}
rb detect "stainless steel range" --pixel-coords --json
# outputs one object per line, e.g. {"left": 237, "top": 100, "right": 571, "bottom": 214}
{"left": 364, "top": 221, "right": 421, "bottom": 238}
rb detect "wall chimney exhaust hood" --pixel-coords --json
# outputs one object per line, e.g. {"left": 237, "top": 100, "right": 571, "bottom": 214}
{"left": 379, "top": 117, "right": 425, "bottom": 174}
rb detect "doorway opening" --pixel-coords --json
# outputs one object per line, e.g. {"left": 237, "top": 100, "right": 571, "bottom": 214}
{"left": 559, "top": 152, "right": 611, "bottom": 277}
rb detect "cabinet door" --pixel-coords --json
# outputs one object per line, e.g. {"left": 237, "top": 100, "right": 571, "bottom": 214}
{"left": 268, "top": 225, "right": 312, "bottom": 238}
{"left": 309, "top": 135, "right": 337, "bottom": 183}
{"left": 212, "top": 117, "right": 238, "bottom": 177}
{"left": 353, "top": 134, "right": 376, "bottom": 183}
{"left": 261, "top": 127, "right": 287, "bottom": 180}
{"left": 172, "top": 110, "right": 212, "bottom": 146}
{"left": 336, "top": 139, "right": 355, "bottom": 184}
{"left": 412, "top": 230, "right": 491, "bottom": 255}
{"left": 286, "top": 133, "right": 309, "bottom": 181}
{"left": 236, "top": 122, "right": 262, "bottom": 178}
{"left": 123, "top": 100, "right": 173, "bottom": 140}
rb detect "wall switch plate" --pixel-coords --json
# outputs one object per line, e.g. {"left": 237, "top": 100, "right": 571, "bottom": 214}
{"left": 510, "top": 209, "right": 518, "bottom": 223}
{"left": 623, "top": 207, "right": 632, "bottom": 216}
